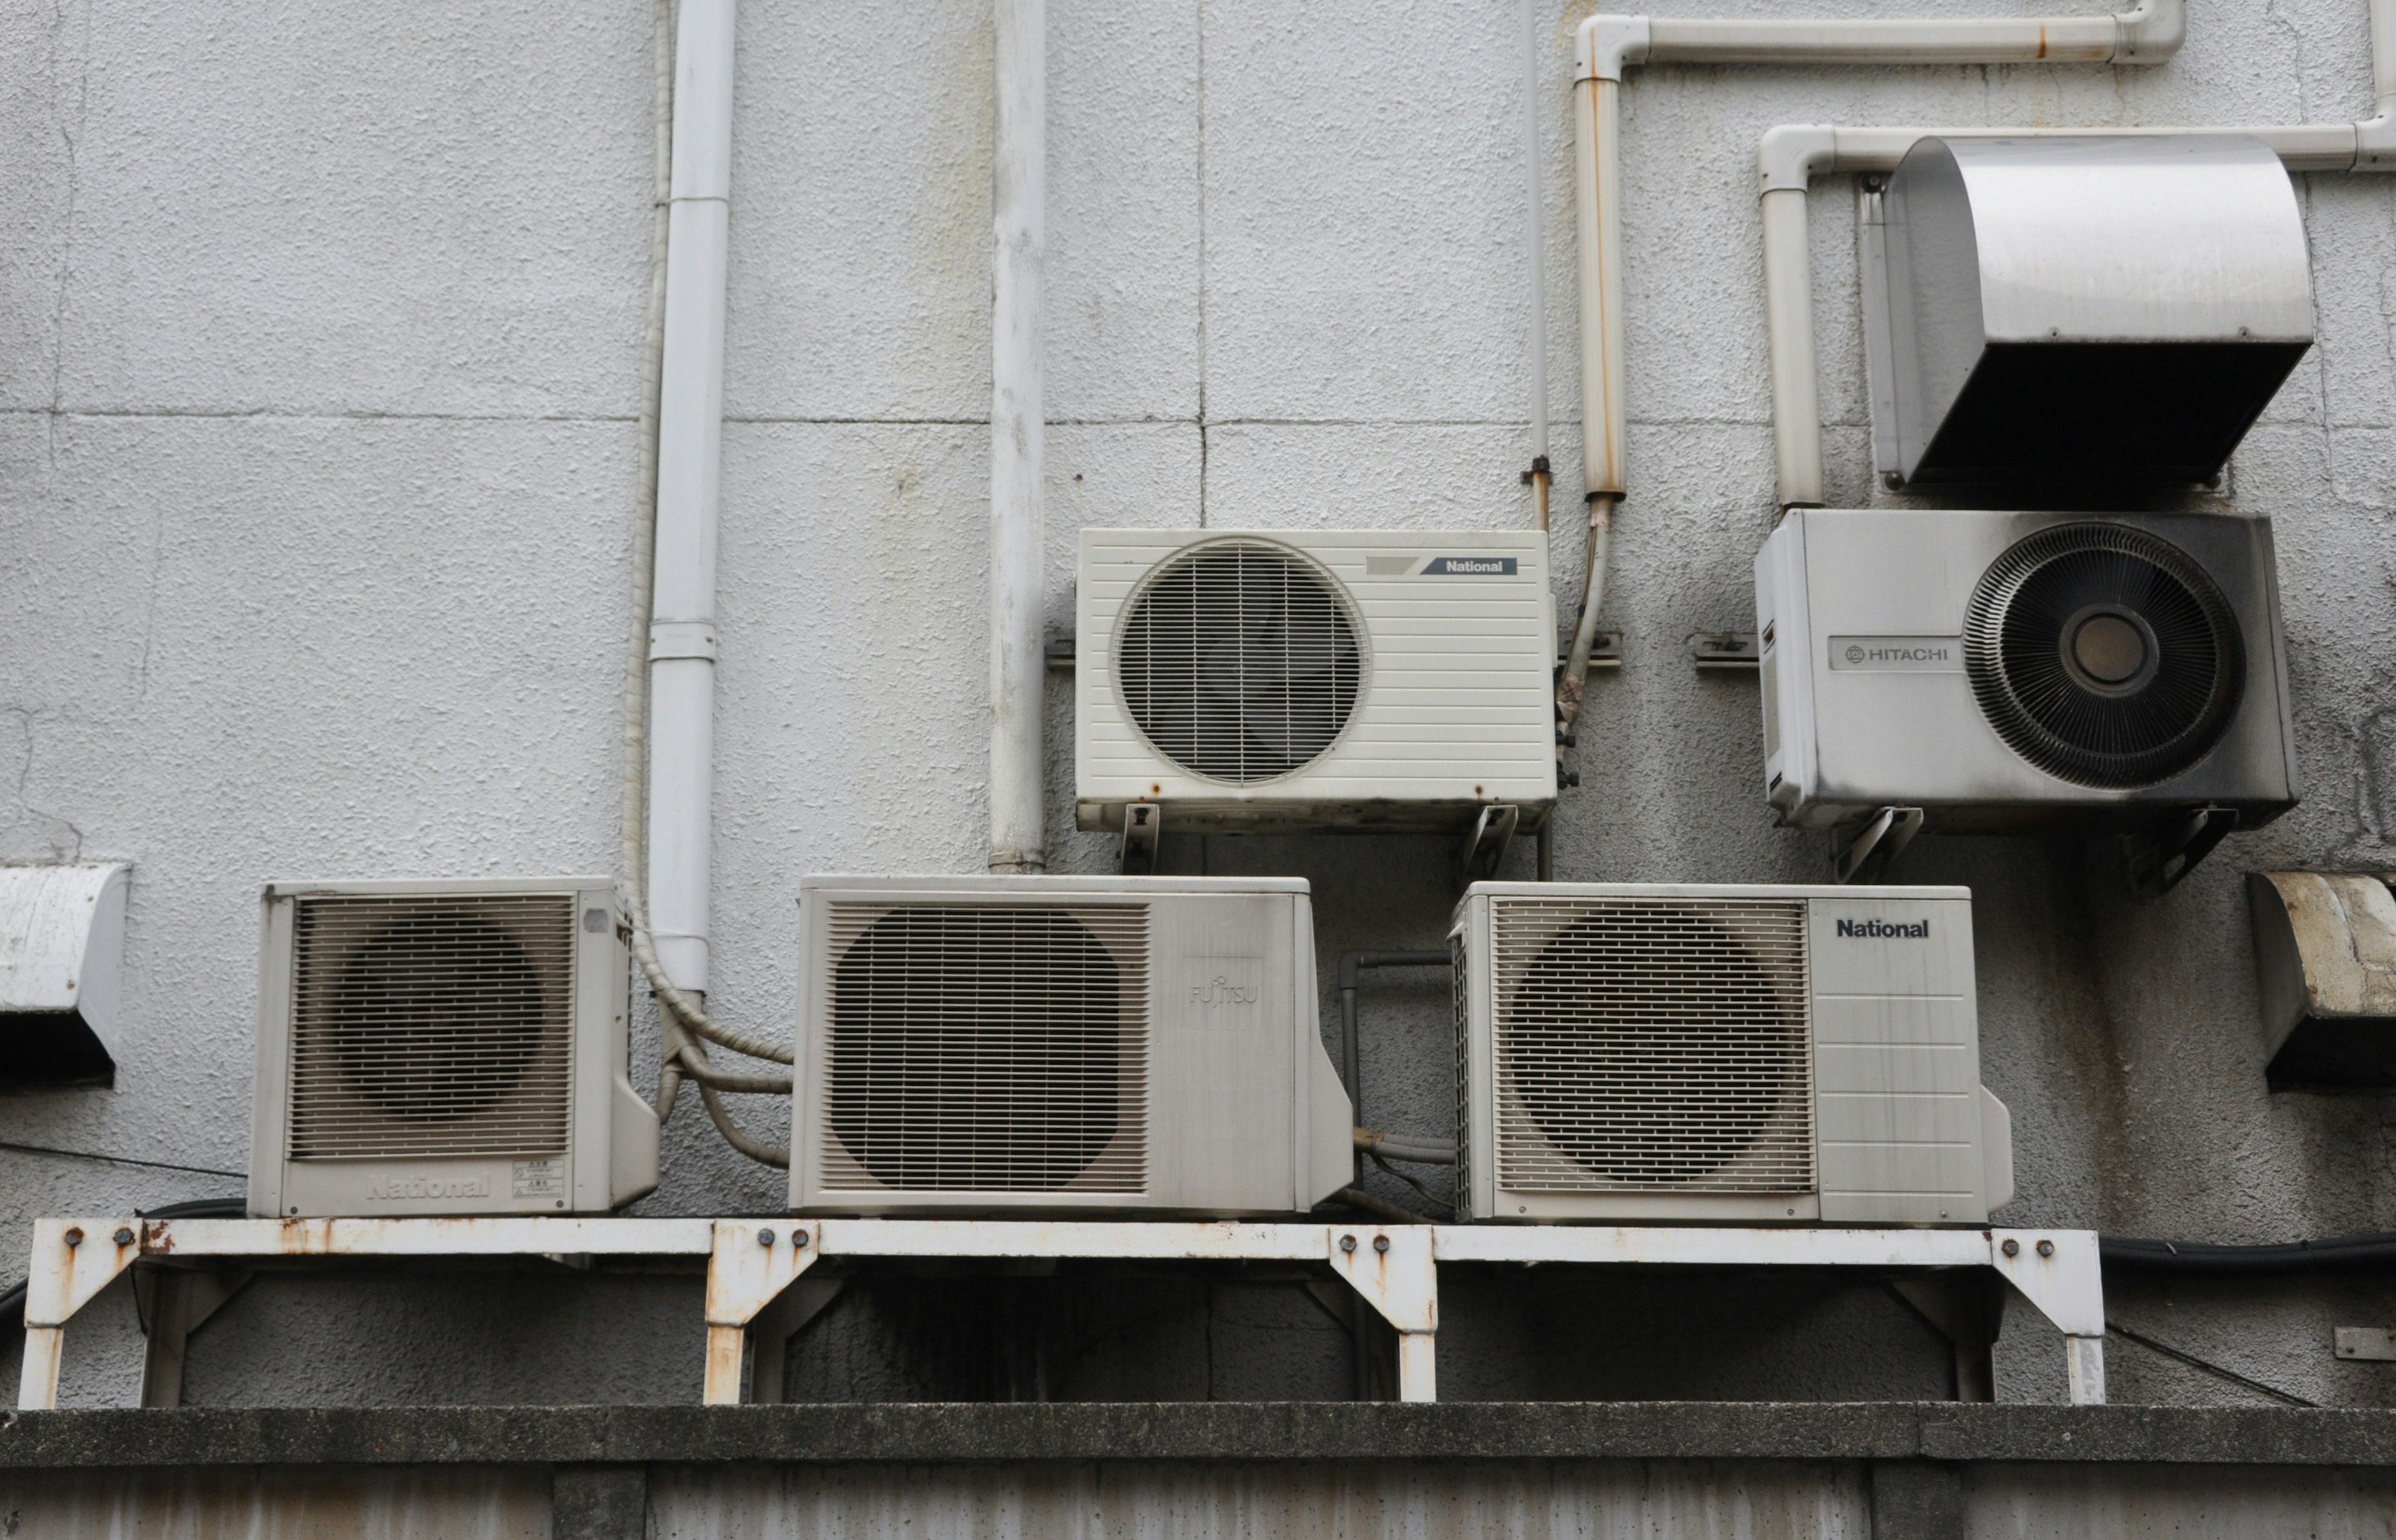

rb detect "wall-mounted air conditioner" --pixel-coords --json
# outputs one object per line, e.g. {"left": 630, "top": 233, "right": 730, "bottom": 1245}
{"left": 790, "top": 875, "right": 1353, "bottom": 1216}
{"left": 248, "top": 877, "right": 659, "bottom": 1219}
{"left": 1075, "top": 530, "right": 1556, "bottom": 837}
{"left": 1756, "top": 509, "right": 2297, "bottom": 856}
{"left": 1452, "top": 882, "right": 2011, "bottom": 1225}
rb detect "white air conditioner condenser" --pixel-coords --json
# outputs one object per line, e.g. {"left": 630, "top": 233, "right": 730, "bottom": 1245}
{"left": 1076, "top": 529, "right": 1556, "bottom": 834}
{"left": 248, "top": 877, "right": 660, "bottom": 1219}
{"left": 1755, "top": 509, "right": 2298, "bottom": 835}
{"left": 790, "top": 875, "right": 1354, "bottom": 1216}
{"left": 1453, "top": 882, "right": 2012, "bottom": 1225}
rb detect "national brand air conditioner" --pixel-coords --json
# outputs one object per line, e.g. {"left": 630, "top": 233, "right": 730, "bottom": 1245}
{"left": 790, "top": 875, "right": 1353, "bottom": 1216}
{"left": 1756, "top": 509, "right": 2297, "bottom": 882}
{"left": 1452, "top": 882, "right": 2012, "bottom": 1225}
{"left": 248, "top": 877, "right": 660, "bottom": 1219}
{"left": 1075, "top": 530, "right": 1556, "bottom": 839}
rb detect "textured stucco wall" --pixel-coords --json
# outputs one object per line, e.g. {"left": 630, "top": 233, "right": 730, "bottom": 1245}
{"left": 6, "top": 0, "right": 2396, "bottom": 1411}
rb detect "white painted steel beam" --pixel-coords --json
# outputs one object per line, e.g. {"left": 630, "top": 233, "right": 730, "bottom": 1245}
{"left": 14, "top": 1217, "right": 2104, "bottom": 1410}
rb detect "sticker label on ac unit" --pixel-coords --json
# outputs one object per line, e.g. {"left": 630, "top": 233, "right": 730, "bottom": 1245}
{"left": 1174, "top": 956, "right": 1264, "bottom": 1031}
{"left": 512, "top": 1159, "right": 565, "bottom": 1199}
{"left": 1365, "top": 555, "right": 1520, "bottom": 577}
{"left": 1828, "top": 635, "right": 1963, "bottom": 671}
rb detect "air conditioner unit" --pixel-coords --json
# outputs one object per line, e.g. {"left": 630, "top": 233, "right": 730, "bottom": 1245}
{"left": 789, "top": 875, "right": 1353, "bottom": 1216}
{"left": 248, "top": 877, "right": 660, "bottom": 1219}
{"left": 1452, "top": 882, "right": 2012, "bottom": 1225}
{"left": 1756, "top": 509, "right": 2297, "bottom": 840}
{"left": 1075, "top": 530, "right": 1556, "bottom": 836}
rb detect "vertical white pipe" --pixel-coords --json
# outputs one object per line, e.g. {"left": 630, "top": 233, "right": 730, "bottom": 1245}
{"left": 1760, "top": 185, "right": 1824, "bottom": 509}
{"left": 646, "top": 0, "right": 737, "bottom": 992}
{"left": 1521, "top": 0, "right": 1551, "bottom": 475}
{"left": 1571, "top": 76, "right": 1627, "bottom": 502}
{"left": 990, "top": 0, "right": 1047, "bottom": 875}
{"left": 2375, "top": 0, "right": 2396, "bottom": 117}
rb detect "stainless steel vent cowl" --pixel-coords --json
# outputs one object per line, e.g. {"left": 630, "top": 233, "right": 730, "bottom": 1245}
{"left": 1873, "top": 134, "right": 2314, "bottom": 486}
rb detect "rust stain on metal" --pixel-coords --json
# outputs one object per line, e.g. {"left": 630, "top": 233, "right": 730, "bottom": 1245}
{"left": 143, "top": 1221, "right": 175, "bottom": 1254}
{"left": 2036, "top": 25, "right": 2049, "bottom": 57}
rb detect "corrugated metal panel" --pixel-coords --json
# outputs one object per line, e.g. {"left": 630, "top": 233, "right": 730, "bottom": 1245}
{"left": 648, "top": 1460, "right": 1868, "bottom": 1539}
{"left": 0, "top": 1466, "right": 547, "bottom": 1539}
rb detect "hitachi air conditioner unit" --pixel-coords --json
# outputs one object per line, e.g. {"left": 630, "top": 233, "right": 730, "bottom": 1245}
{"left": 1756, "top": 510, "right": 2297, "bottom": 861}
{"left": 790, "top": 875, "right": 1353, "bottom": 1216}
{"left": 1453, "top": 883, "right": 2012, "bottom": 1225}
{"left": 248, "top": 878, "right": 660, "bottom": 1219}
{"left": 1075, "top": 530, "right": 1556, "bottom": 836}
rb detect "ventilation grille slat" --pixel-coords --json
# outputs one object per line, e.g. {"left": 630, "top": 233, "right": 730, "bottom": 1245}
{"left": 821, "top": 904, "right": 1149, "bottom": 1193}
{"left": 1491, "top": 897, "right": 1814, "bottom": 1196}
{"left": 288, "top": 894, "right": 575, "bottom": 1161}
{"left": 1115, "top": 540, "right": 1364, "bottom": 784}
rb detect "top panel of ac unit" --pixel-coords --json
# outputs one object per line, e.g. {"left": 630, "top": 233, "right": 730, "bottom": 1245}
{"left": 1863, "top": 135, "right": 2313, "bottom": 487}
{"left": 1076, "top": 529, "right": 1556, "bottom": 834}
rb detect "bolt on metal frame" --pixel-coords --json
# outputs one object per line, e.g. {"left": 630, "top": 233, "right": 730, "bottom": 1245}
{"left": 14, "top": 1217, "right": 2104, "bottom": 1410}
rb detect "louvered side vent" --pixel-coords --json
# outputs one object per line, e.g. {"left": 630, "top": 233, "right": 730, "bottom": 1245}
{"left": 1451, "top": 928, "right": 1473, "bottom": 1212}
{"left": 1114, "top": 539, "right": 1365, "bottom": 784}
{"left": 287, "top": 894, "right": 575, "bottom": 1160}
{"left": 821, "top": 904, "right": 1151, "bottom": 1193}
{"left": 1491, "top": 897, "right": 1814, "bottom": 1195}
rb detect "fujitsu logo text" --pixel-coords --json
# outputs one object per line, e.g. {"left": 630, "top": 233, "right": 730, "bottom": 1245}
{"left": 1837, "top": 918, "right": 1931, "bottom": 939}
{"left": 368, "top": 1174, "right": 491, "bottom": 1201}
{"left": 1190, "top": 975, "right": 1259, "bottom": 1008}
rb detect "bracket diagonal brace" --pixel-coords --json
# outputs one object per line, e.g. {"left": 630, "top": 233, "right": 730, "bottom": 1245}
{"left": 1989, "top": 1227, "right": 2106, "bottom": 1406}
{"left": 703, "top": 1219, "right": 823, "bottom": 1405}
{"left": 1327, "top": 1224, "right": 1438, "bottom": 1401}
{"left": 16, "top": 1217, "right": 142, "bottom": 1411}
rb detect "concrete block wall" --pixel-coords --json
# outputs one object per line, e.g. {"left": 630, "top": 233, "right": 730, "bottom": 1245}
{"left": 4, "top": 0, "right": 2395, "bottom": 1408}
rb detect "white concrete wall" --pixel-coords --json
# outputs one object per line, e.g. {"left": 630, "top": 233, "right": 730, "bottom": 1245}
{"left": 6, "top": 0, "right": 2396, "bottom": 1408}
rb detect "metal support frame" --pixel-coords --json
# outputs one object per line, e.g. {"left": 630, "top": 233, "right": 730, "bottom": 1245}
{"left": 2123, "top": 804, "right": 2237, "bottom": 897}
{"left": 1458, "top": 804, "right": 1521, "bottom": 882}
{"left": 14, "top": 1217, "right": 2103, "bottom": 1410}
{"left": 1119, "top": 802, "right": 1161, "bottom": 874}
{"left": 1833, "top": 805, "right": 1923, "bottom": 884}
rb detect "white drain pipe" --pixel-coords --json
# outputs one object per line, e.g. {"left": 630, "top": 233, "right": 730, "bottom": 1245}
{"left": 1553, "top": 1, "right": 2184, "bottom": 720}
{"left": 988, "top": 0, "right": 1047, "bottom": 875}
{"left": 646, "top": 0, "right": 738, "bottom": 993}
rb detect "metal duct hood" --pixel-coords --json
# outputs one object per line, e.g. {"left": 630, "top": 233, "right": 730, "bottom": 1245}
{"left": 1864, "top": 135, "right": 2314, "bottom": 488}
{"left": 2249, "top": 872, "right": 2396, "bottom": 1089}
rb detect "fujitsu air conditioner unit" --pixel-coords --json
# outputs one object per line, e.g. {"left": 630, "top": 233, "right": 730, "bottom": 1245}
{"left": 1453, "top": 883, "right": 2012, "bottom": 1225}
{"left": 790, "top": 875, "right": 1353, "bottom": 1216}
{"left": 1075, "top": 530, "right": 1556, "bottom": 836}
{"left": 1756, "top": 509, "right": 2297, "bottom": 865}
{"left": 248, "top": 877, "right": 660, "bottom": 1219}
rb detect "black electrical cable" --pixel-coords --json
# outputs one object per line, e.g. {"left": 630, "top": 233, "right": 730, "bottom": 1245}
{"left": 2107, "top": 1318, "right": 2319, "bottom": 1408}
{"left": 2101, "top": 1233, "right": 2396, "bottom": 1274}
{"left": 0, "top": 1139, "right": 244, "bottom": 1180}
{"left": 2, "top": 1196, "right": 246, "bottom": 1340}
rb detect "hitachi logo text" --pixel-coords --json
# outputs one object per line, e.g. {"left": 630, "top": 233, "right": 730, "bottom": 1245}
{"left": 367, "top": 1174, "right": 490, "bottom": 1202}
{"left": 1837, "top": 918, "right": 1931, "bottom": 939}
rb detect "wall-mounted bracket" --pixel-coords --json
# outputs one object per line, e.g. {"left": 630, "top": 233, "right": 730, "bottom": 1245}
{"left": 1458, "top": 805, "right": 1521, "bottom": 883}
{"left": 1555, "top": 630, "right": 1624, "bottom": 671}
{"left": 1833, "top": 806, "right": 1922, "bottom": 884}
{"left": 139, "top": 1264, "right": 255, "bottom": 1408}
{"left": 2123, "top": 806, "right": 2236, "bottom": 898}
{"left": 1688, "top": 631, "right": 1760, "bottom": 671}
{"left": 1119, "top": 803, "right": 1162, "bottom": 874}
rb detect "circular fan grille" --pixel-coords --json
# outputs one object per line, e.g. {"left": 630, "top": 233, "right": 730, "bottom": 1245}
{"left": 1115, "top": 540, "right": 1364, "bottom": 784}
{"left": 830, "top": 907, "right": 1125, "bottom": 1191}
{"left": 1506, "top": 905, "right": 1811, "bottom": 1188}
{"left": 331, "top": 912, "right": 548, "bottom": 1124}
{"left": 1964, "top": 524, "right": 2244, "bottom": 789}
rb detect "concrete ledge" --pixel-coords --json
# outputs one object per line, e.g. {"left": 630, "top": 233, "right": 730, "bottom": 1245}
{"left": 4, "top": 1403, "right": 2395, "bottom": 1470}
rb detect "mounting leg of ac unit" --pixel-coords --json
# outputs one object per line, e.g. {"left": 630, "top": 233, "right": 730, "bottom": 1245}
{"left": 1119, "top": 802, "right": 1162, "bottom": 874}
{"left": 1833, "top": 806, "right": 1922, "bottom": 884}
{"left": 1458, "top": 804, "right": 1521, "bottom": 882}
{"left": 2123, "top": 805, "right": 2236, "bottom": 899}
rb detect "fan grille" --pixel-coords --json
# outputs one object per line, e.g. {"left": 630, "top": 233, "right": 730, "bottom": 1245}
{"left": 287, "top": 894, "right": 575, "bottom": 1160}
{"left": 1114, "top": 540, "right": 1365, "bottom": 784}
{"left": 822, "top": 904, "right": 1149, "bottom": 1192}
{"left": 1490, "top": 898, "right": 1814, "bottom": 1194}
{"left": 1964, "top": 523, "right": 2245, "bottom": 789}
